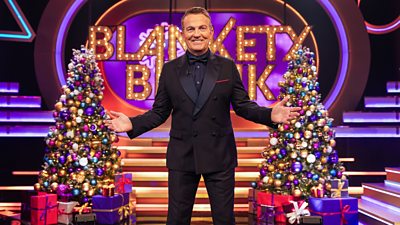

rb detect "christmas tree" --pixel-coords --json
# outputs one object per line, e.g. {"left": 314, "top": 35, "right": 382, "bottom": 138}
{"left": 256, "top": 46, "right": 344, "bottom": 198}
{"left": 35, "top": 46, "right": 121, "bottom": 203}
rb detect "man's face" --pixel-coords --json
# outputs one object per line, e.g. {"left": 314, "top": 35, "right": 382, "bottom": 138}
{"left": 182, "top": 14, "right": 214, "bottom": 56}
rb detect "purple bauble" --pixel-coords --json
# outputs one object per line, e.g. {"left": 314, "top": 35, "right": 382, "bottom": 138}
{"left": 330, "top": 154, "right": 339, "bottom": 163}
{"left": 337, "top": 171, "right": 343, "bottom": 178}
{"left": 283, "top": 124, "right": 290, "bottom": 130}
{"left": 59, "top": 155, "right": 66, "bottom": 164}
{"left": 293, "top": 179, "right": 299, "bottom": 186}
{"left": 59, "top": 110, "right": 70, "bottom": 121}
{"left": 259, "top": 168, "right": 267, "bottom": 177}
{"left": 272, "top": 155, "right": 278, "bottom": 160}
{"left": 51, "top": 167, "right": 57, "bottom": 174}
{"left": 67, "top": 167, "right": 74, "bottom": 173}
{"left": 306, "top": 172, "right": 313, "bottom": 179}
{"left": 310, "top": 115, "right": 317, "bottom": 122}
{"left": 44, "top": 147, "right": 51, "bottom": 154}
{"left": 313, "top": 142, "right": 320, "bottom": 149}
{"left": 314, "top": 151, "right": 322, "bottom": 159}
{"left": 57, "top": 184, "right": 69, "bottom": 194}
{"left": 267, "top": 158, "right": 273, "bottom": 163}
{"left": 280, "top": 149, "right": 287, "bottom": 156}
{"left": 285, "top": 181, "right": 292, "bottom": 188}
{"left": 96, "top": 168, "right": 104, "bottom": 176}
{"left": 291, "top": 162, "right": 303, "bottom": 173}
{"left": 85, "top": 107, "right": 95, "bottom": 116}
{"left": 299, "top": 110, "right": 305, "bottom": 116}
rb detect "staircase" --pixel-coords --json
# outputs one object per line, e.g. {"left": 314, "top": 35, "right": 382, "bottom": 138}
{"left": 359, "top": 168, "right": 400, "bottom": 225}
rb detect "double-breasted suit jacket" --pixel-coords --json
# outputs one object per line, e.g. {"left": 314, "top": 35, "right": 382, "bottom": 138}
{"left": 127, "top": 52, "right": 275, "bottom": 174}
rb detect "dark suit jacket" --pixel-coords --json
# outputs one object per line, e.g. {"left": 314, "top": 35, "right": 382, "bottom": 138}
{"left": 127, "top": 52, "right": 275, "bottom": 174}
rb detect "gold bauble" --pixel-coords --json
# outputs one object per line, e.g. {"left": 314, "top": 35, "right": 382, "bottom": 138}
{"left": 290, "top": 152, "right": 298, "bottom": 159}
{"left": 278, "top": 163, "right": 285, "bottom": 170}
{"left": 113, "top": 164, "right": 119, "bottom": 170}
{"left": 300, "top": 150, "right": 308, "bottom": 158}
{"left": 85, "top": 97, "right": 91, "bottom": 104}
{"left": 54, "top": 102, "right": 63, "bottom": 111}
{"left": 74, "top": 136, "right": 81, "bottom": 142}
{"left": 275, "top": 148, "right": 280, "bottom": 155}
{"left": 308, "top": 75, "right": 313, "bottom": 80}
{"left": 65, "top": 88, "right": 71, "bottom": 94}
{"left": 311, "top": 90, "right": 317, "bottom": 96}
{"left": 262, "top": 176, "right": 270, "bottom": 184}
{"left": 77, "top": 174, "right": 85, "bottom": 183}
{"left": 58, "top": 170, "right": 66, "bottom": 177}
{"left": 87, "top": 189, "right": 95, "bottom": 196}
{"left": 105, "top": 161, "right": 112, "bottom": 168}
{"left": 51, "top": 174, "right": 58, "bottom": 181}
{"left": 40, "top": 170, "right": 49, "bottom": 178}
{"left": 67, "top": 155, "right": 73, "bottom": 162}
{"left": 82, "top": 183, "right": 90, "bottom": 191}
{"left": 75, "top": 101, "right": 81, "bottom": 107}
{"left": 97, "top": 120, "right": 103, "bottom": 126}
{"left": 288, "top": 174, "right": 295, "bottom": 181}
{"left": 294, "top": 132, "right": 300, "bottom": 139}
{"left": 111, "top": 153, "right": 117, "bottom": 159}
{"left": 65, "top": 121, "right": 72, "bottom": 129}
{"left": 321, "top": 156, "right": 328, "bottom": 164}
{"left": 34, "top": 183, "right": 41, "bottom": 191}
{"left": 323, "top": 126, "right": 330, "bottom": 132}
{"left": 69, "top": 106, "right": 77, "bottom": 114}
{"left": 98, "top": 95, "right": 103, "bottom": 101}
{"left": 304, "top": 131, "right": 312, "bottom": 139}
{"left": 304, "top": 95, "right": 310, "bottom": 102}
{"left": 274, "top": 179, "right": 282, "bottom": 187}
{"left": 292, "top": 189, "right": 302, "bottom": 197}
{"left": 322, "top": 168, "right": 328, "bottom": 173}
{"left": 72, "top": 121, "right": 77, "bottom": 127}
{"left": 278, "top": 126, "right": 285, "bottom": 132}
{"left": 84, "top": 76, "right": 90, "bottom": 82}
{"left": 325, "top": 183, "right": 332, "bottom": 191}
{"left": 309, "top": 105, "right": 315, "bottom": 112}
{"left": 268, "top": 165, "right": 275, "bottom": 172}
{"left": 50, "top": 182, "right": 58, "bottom": 192}
{"left": 56, "top": 141, "right": 62, "bottom": 148}
{"left": 339, "top": 166, "right": 346, "bottom": 172}
{"left": 67, "top": 99, "right": 74, "bottom": 106}
{"left": 329, "top": 139, "right": 336, "bottom": 147}
{"left": 269, "top": 150, "right": 276, "bottom": 156}
{"left": 307, "top": 124, "right": 314, "bottom": 130}
{"left": 57, "top": 134, "right": 63, "bottom": 141}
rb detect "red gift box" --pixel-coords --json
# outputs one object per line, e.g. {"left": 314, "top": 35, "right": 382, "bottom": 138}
{"left": 30, "top": 193, "right": 58, "bottom": 225}
{"left": 257, "top": 191, "right": 294, "bottom": 223}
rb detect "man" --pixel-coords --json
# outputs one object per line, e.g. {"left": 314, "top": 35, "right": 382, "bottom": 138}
{"left": 105, "top": 7, "right": 300, "bottom": 225}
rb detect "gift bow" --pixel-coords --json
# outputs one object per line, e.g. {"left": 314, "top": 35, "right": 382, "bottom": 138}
{"left": 286, "top": 201, "right": 310, "bottom": 224}
{"left": 118, "top": 202, "right": 134, "bottom": 221}
{"left": 331, "top": 180, "right": 345, "bottom": 198}
{"left": 76, "top": 202, "right": 89, "bottom": 214}
{"left": 311, "top": 185, "right": 324, "bottom": 198}
{"left": 115, "top": 176, "right": 133, "bottom": 193}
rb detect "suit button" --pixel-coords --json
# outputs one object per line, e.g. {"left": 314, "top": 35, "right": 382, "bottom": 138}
{"left": 213, "top": 96, "right": 217, "bottom": 100}
{"left": 212, "top": 132, "right": 217, "bottom": 136}
{"left": 212, "top": 116, "right": 216, "bottom": 120}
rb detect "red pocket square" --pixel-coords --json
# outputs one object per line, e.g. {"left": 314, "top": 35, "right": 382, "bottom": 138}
{"left": 216, "top": 79, "right": 229, "bottom": 83}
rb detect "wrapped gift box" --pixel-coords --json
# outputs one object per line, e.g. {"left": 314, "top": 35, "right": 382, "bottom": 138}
{"left": 92, "top": 193, "right": 130, "bottom": 224}
{"left": 330, "top": 179, "right": 349, "bottom": 198}
{"left": 257, "top": 191, "right": 294, "bottom": 223}
{"left": 58, "top": 201, "right": 78, "bottom": 224}
{"left": 115, "top": 173, "right": 133, "bottom": 193}
{"left": 248, "top": 188, "right": 259, "bottom": 215}
{"left": 21, "top": 190, "right": 36, "bottom": 221}
{"left": 30, "top": 193, "right": 58, "bottom": 225}
{"left": 308, "top": 197, "right": 358, "bottom": 225}
{"left": 282, "top": 200, "right": 310, "bottom": 224}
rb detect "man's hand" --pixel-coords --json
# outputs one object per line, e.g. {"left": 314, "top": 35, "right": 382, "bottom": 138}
{"left": 104, "top": 111, "right": 132, "bottom": 132}
{"left": 271, "top": 96, "right": 301, "bottom": 124}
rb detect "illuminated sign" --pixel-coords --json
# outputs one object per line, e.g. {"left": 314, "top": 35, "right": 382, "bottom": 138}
{"left": 88, "top": 13, "right": 314, "bottom": 110}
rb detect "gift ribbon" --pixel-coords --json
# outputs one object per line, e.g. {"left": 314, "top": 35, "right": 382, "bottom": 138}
{"left": 115, "top": 176, "right": 133, "bottom": 193}
{"left": 286, "top": 201, "right": 310, "bottom": 224}
{"left": 31, "top": 195, "right": 58, "bottom": 225}
{"left": 58, "top": 208, "right": 73, "bottom": 216}
{"left": 93, "top": 193, "right": 132, "bottom": 221}
{"left": 331, "top": 180, "right": 346, "bottom": 198}
{"left": 309, "top": 199, "right": 357, "bottom": 225}
{"left": 76, "top": 202, "right": 89, "bottom": 214}
{"left": 311, "top": 185, "right": 324, "bottom": 198}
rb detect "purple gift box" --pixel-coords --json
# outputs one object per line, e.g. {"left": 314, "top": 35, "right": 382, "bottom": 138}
{"left": 330, "top": 179, "right": 349, "bottom": 198}
{"left": 309, "top": 197, "right": 358, "bottom": 225}
{"left": 115, "top": 173, "right": 133, "bottom": 193}
{"left": 92, "top": 193, "right": 130, "bottom": 224}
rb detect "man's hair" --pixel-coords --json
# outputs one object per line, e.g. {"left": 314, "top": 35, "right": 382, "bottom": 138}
{"left": 181, "top": 7, "right": 212, "bottom": 30}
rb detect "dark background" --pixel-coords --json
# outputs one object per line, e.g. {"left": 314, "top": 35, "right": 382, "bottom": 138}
{"left": 0, "top": 0, "right": 399, "bottom": 187}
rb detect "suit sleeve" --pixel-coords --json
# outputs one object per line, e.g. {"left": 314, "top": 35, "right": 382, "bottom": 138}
{"left": 126, "top": 65, "right": 172, "bottom": 138}
{"left": 230, "top": 60, "right": 276, "bottom": 127}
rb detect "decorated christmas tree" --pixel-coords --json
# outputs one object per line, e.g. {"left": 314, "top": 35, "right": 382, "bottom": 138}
{"left": 256, "top": 46, "right": 344, "bottom": 198}
{"left": 35, "top": 46, "right": 121, "bottom": 203}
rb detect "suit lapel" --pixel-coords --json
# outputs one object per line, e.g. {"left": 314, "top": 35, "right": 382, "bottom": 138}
{"left": 193, "top": 53, "right": 220, "bottom": 116}
{"left": 177, "top": 56, "right": 198, "bottom": 104}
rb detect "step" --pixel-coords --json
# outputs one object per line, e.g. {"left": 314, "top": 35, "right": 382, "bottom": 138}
{"left": 334, "top": 126, "right": 400, "bottom": 138}
{"left": 363, "top": 183, "right": 400, "bottom": 208}
{"left": 343, "top": 112, "right": 400, "bottom": 123}
{"left": 0, "top": 96, "right": 41, "bottom": 108}
{"left": 0, "top": 125, "right": 49, "bottom": 137}
{"left": 359, "top": 198, "right": 400, "bottom": 225}
{"left": 365, "top": 96, "right": 400, "bottom": 108}
{"left": 386, "top": 168, "right": 400, "bottom": 184}
{"left": 0, "top": 82, "right": 19, "bottom": 94}
{"left": 121, "top": 158, "right": 354, "bottom": 167}
{"left": 387, "top": 82, "right": 400, "bottom": 94}
{"left": 0, "top": 111, "right": 53, "bottom": 123}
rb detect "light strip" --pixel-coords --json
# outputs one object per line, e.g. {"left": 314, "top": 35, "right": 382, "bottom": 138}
{"left": 317, "top": 0, "right": 349, "bottom": 109}
{"left": 55, "top": 0, "right": 87, "bottom": 86}
{"left": 363, "top": 185, "right": 400, "bottom": 198}
{"left": 358, "top": 209, "right": 393, "bottom": 225}
{"left": 362, "top": 196, "right": 400, "bottom": 215}
{"left": 384, "top": 180, "right": 400, "bottom": 189}
{"left": 344, "top": 171, "right": 386, "bottom": 176}
{"left": 386, "top": 169, "right": 400, "bottom": 175}
{"left": 0, "top": 0, "right": 34, "bottom": 40}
